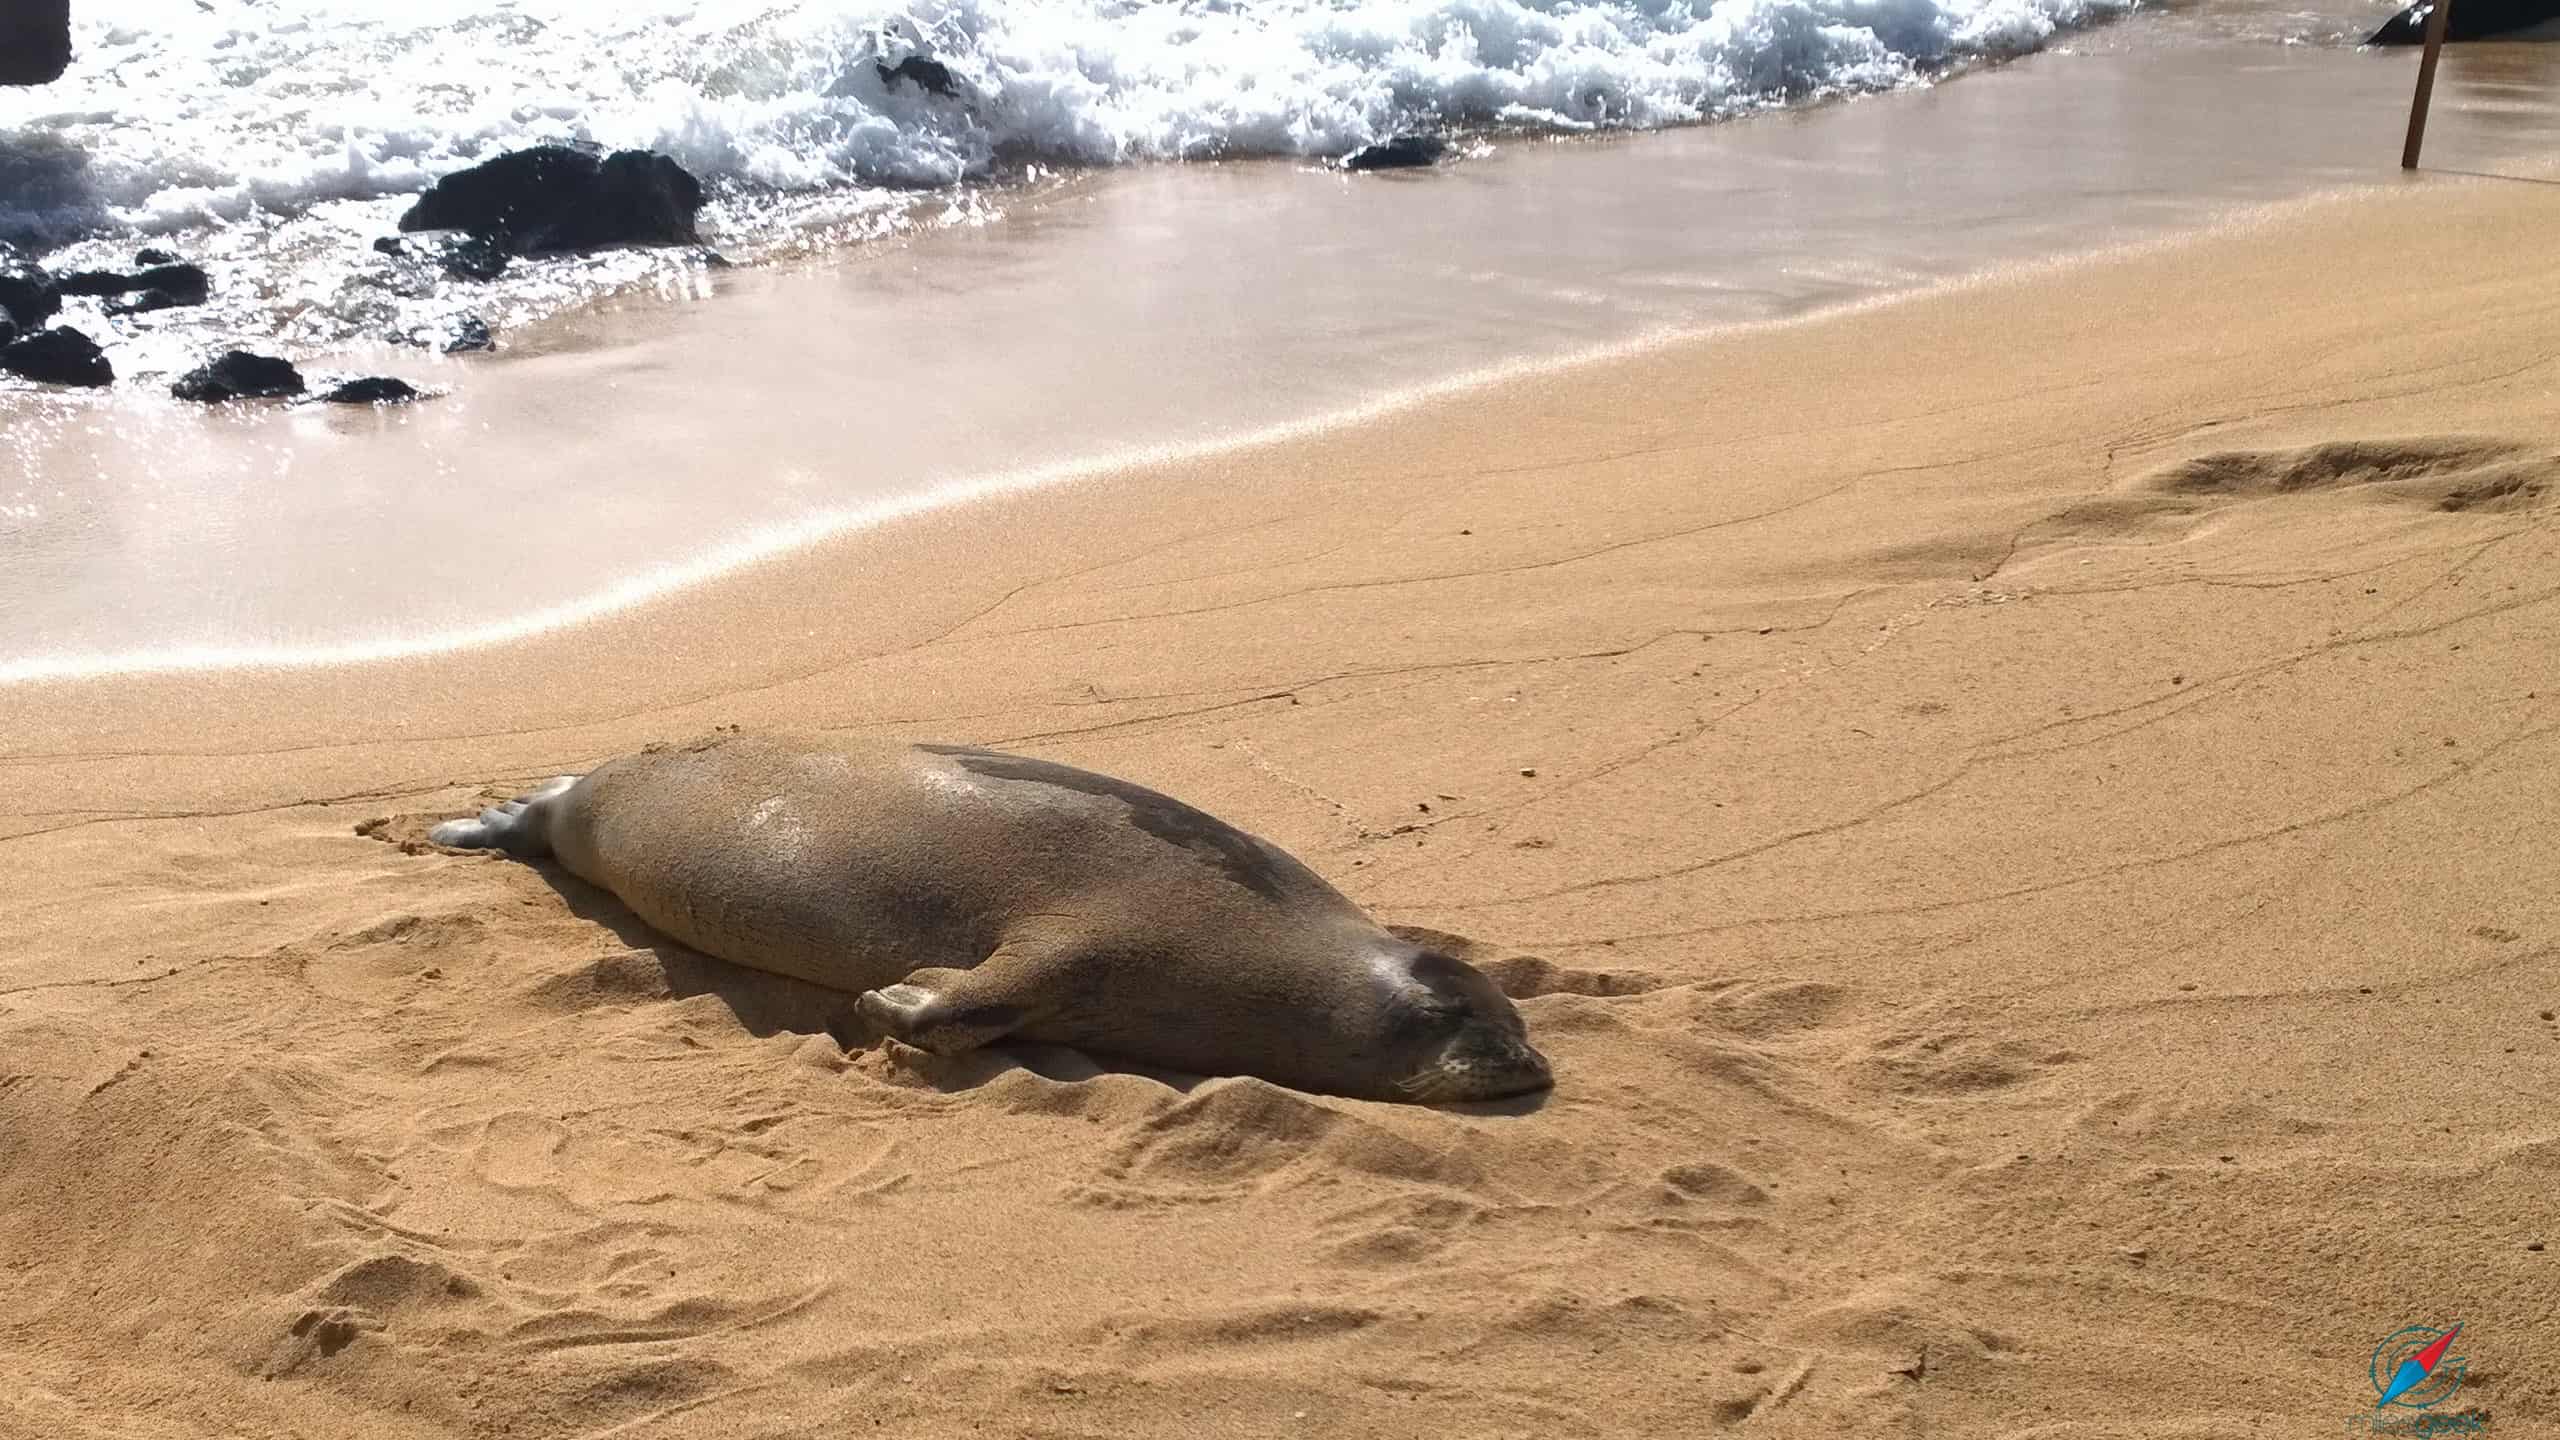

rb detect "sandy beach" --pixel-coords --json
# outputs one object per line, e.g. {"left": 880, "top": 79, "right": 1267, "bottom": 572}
{"left": 7, "top": 158, "right": 2560, "bottom": 1439}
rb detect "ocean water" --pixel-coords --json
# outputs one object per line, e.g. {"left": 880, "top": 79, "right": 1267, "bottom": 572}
{"left": 8, "top": 0, "right": 2558, "bottom": 681}
{"left": 0, "top": 0, "right": 2137, "bottom": 364}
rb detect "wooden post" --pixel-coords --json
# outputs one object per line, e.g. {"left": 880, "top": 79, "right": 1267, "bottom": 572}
{"left": 2400, "top": 0, "right": 2457, "bottom": 169}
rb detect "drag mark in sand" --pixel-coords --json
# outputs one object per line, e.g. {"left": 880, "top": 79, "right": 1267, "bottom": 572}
{"left": 1503, "top": 709, "right": 2560, "bottom": 951}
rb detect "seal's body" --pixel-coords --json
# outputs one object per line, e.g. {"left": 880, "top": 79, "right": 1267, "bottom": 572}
{"left": 430, "top": 735, "right": 1550, "bottom": 1103}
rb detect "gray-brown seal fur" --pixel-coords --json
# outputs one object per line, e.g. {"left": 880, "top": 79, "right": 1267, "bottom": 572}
{"left": 429, "top": 733, "right": 1550, "bottom": 1104}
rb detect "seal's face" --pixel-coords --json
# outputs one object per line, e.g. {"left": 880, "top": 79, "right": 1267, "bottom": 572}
{"left": 1362, "top": 947, "right": 1551, "bottom": 1103}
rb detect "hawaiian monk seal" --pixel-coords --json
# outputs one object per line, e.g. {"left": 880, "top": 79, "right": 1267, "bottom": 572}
{"left": 429, "top": 734, "right": 1551, "bottom": 1104}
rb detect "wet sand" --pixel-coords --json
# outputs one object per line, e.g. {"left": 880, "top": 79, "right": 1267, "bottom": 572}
{"left": 6, "top": 133, "right": 2560, "bottom": 1438}
{"left": 7, "top": 21, "right": 2560, "bottom": 674}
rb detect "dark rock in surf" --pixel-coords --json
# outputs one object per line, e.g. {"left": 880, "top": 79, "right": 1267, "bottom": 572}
{"left": 371, "top": 235, "right": 408, "bottom": 257}
{"left": 134, "top": 247, "right": 180, "bottom": 266}
{"left": 877, "top": 54, "right": 962, "bottom": 97}
{"left": 0, "top": 317, "right": 16, "bottom": 348}
{"left": 55, "top": 262, "right": 211, "bottom": 306}
{"left": 135, "top": 263, "right": 213, "bottom": 304}
{"left": 322, "top": 376, "right": 423, "bottom": 404}
{"left": 443, "top": 314, "right": 494, "bottom": 353}
{"left": 171, "top": 350, "right": 305, "bottom": 402}
{"left": 0, "top": 325, "right": 111, "bottom": 386}
{"left": 1342, "top": 135, "right": 1450, "bottom": 172}
{"left": 436, "top": 234, "right": 510, "bottom": 281}
{"left": 397, "top": 144, "right": 705, "bottom": 255}
{"left": 107, "top": 288, "right": 185, "bottom": 316}
{"left": 2367, "top": 0, "right": 2560, "bottom": 42}
{"left": 0, "top": 245, "right": 60, "bottom": 329}
{"left": 562, "top": 150, "right": 707, "bottom": 250}
{"left": 0, "top": 0, "right": 71, "bottom": 86}
{"left": 2366, "top": 0, "right": 2441, "bottom": 40}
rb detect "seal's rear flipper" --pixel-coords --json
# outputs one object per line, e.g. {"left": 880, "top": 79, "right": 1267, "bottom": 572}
{"left": 428, "top": 775, "right": 580, "bottom": 856}
{"left": 857, "top": 971, "right": 1031, "bottom": 1055}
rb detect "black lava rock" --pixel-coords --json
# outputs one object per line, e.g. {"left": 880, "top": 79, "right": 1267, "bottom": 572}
{"left": 568, "top": 150, "right": 706, "bottom": 250}
{"left": 0, "top": 326, "right": 112, "bottom": 386}
{"left": 0, "top": 247, "right": 59, "bottom": 329}
{"left": 443, "top": 314, "right": 494, "bottom": 353}
{"left": 372, "top": 235, "right": 408, "bottom": 257}
{"left": 877, "top": 54, "right": 961, "bottom": 97}
{"left": 106, "top": 288, "right": 183, "bottom": 317}
{"left": 55, "top": 263, "right": 211, "bottom": 306}
{"left": 436, "top": 234, "right": 510, "bottom": 281}
{"left": 322, "top": 376, "right": 422, "bottom": 404}
{"left": 2368, "top": 0, "right": 2560, "bottom": 41}
{"left": 1343, "top": 135, "right": 1450, "bottom": 172}
{"left": 0, "top": 317, "right": 15, "bottom": 348}
{"left": 170, "top": 350, "right": 305, "bottom": 402}
{"left": 128, "top": 262, "right": 210, "bottom": 304}
{"left": 397, "top": 144, "right": 705, "bottom": 255}
{"left": 134, "top": 247, "right": 180, "bottom": 266}
{"left": 0, "top": 0, "right": 70, "bottom": 86}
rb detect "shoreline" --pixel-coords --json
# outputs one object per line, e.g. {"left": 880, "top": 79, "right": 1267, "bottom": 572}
{"left": 3, "top": 134, "right": 2559, "bottom": 1435}
{"left": 11, "top": 21, "right": 2560, "bottom": 678}
{"left": 0, "top": 182, "right": 2350, "bottom": 687}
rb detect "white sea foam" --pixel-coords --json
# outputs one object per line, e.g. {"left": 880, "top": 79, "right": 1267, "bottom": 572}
{"left": 5, "top": 0, "right": 2129, "bottom": 242}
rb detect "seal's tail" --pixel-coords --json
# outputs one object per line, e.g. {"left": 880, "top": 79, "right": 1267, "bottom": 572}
{"left": 428, "top": 775, "right": 580, "bottom": 857}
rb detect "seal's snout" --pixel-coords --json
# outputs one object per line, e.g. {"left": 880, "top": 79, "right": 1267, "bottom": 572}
{"left": 1505, "top": 1040, "right": 1554, "bottom": 1093}
{"left": 1421, "top": 1031, "right": 1553, "bottom": 1102}
{"left": 1392, "top": 948, "right": 1553, "bottom": 1103}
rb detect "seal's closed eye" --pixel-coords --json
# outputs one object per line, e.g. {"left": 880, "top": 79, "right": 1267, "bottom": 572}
{"left": 1408, "top": 951, "right": 1477, "bottom": 991}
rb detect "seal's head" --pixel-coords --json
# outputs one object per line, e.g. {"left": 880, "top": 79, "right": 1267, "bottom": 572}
{"left": 1354, "top": 944, "right": 1551, "bottom": 1103}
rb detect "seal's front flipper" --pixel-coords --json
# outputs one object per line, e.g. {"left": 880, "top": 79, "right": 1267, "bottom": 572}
{"left": 429, "top": 775, "right": 580, "bottom": 856}
{"left": 856, "top": 970, "right": 1029, "bottom": 1055}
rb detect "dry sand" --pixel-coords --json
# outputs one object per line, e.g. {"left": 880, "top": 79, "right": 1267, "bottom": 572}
{"left": 6, "top": 171, "right": 2560, "bottom": 1438}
